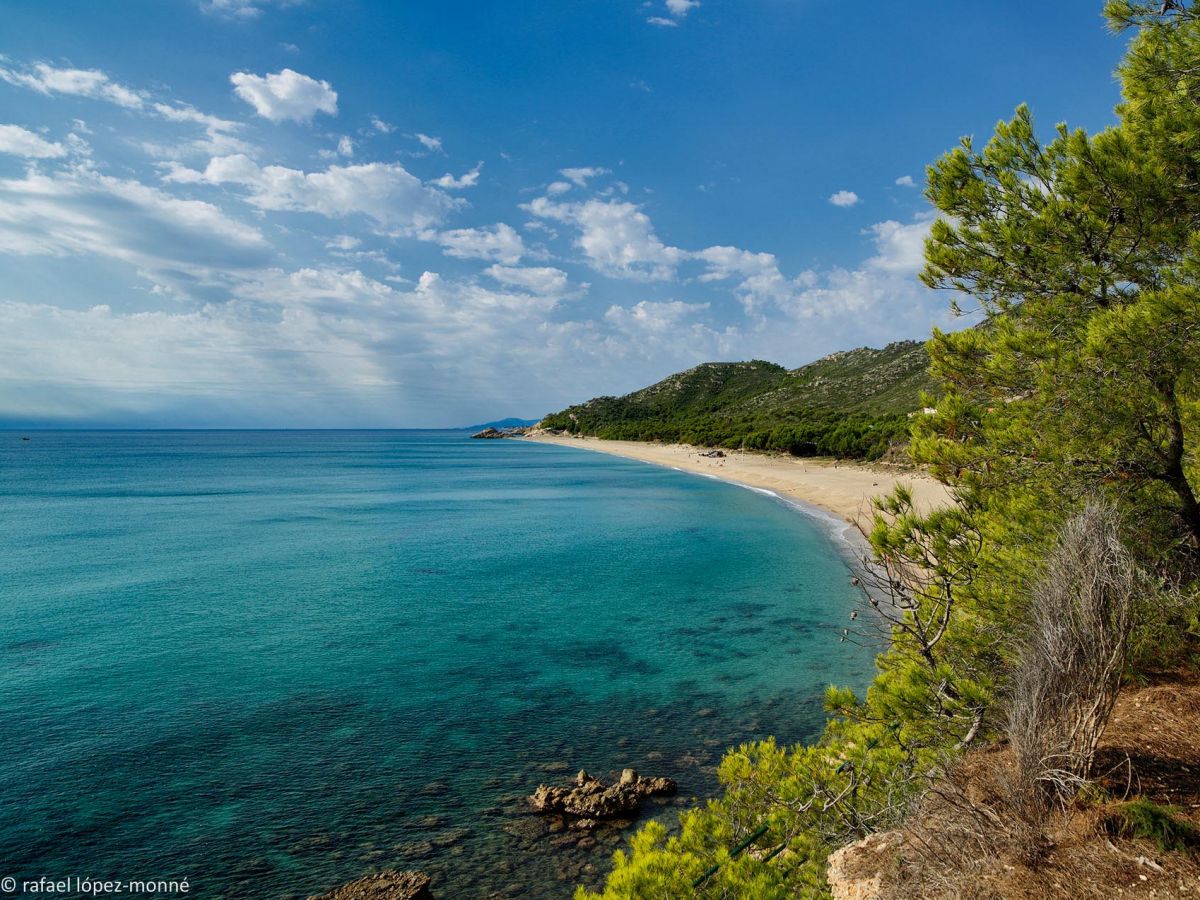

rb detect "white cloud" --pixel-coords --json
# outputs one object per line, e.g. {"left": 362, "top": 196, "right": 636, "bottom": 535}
{"left": 0, "top": 61, "right": 249, "bottom": 159}
{"left": 560, "top": 166, "right": 609, "bottom": 187}
{"left": 200, "top": 0, "right": 298, "bottom": 21}
{"left": 416, "top": 133, "right": 443, "bottom": 153}
{"left": 0, "top": 168, "right": 270, "bottom": 296}
{"left": 0, "top": 125, "right": 66, "bottom": 158}
{"left": 230, "top": 69, "right": 338, "bottom": 123}
{"left": 325, "top": 235, "right": 361, "bottom": 251}
{"left": 763, "top": 216, "right": 934, "bottom": 321}
{"left": 829, "top": 190, "right": 860, "bottom": 207}
{"left": 0, "top": 62, "right": 144, "bottom": 109}
{"left": 864, "top": 218, "right": 928, "bottom": 273}
{"left": 0, "top": 256, "right": 604, "bottom": 426}
{"left": 605, "top": 299, "right": 708, "bottom": 333}
{"left": 172, "top": 154, "right": 461, "bottom": 229}
{"left": 895, "top": 175, "right": 915, "bottom": 187}
{"left": 145, "top": 102, "right": 251, "bottom": 159}
{"left": 694, "top": 245, "right": 796, "bottom": 316}
{"left": 690, "top": 219, "right": 933, "bottom": 322}
{"left": 524, "top": 196, "right": 685, "bottom": 280}
{"left": 484, "top": 265, "right": 571, "bottom": 296}
{"left": 546, "top": 181, "right": 572, "bottom": 196}
{"left": 649, "top": 0, "right": 698, "bottom": 25}
{"left": 371, "top": 116, "right": 395, "bottom": 134}
{"left": 433, "top": 162, "right": 482, "bottom": 190}
{"left": 429, "top": 223, "right": 525, "bottom": 264}
{"left": 337, "top": 136, "right": 354, "bottom": 157}
{"left": 666, "top": 0, "right": 700, "bottom": 15}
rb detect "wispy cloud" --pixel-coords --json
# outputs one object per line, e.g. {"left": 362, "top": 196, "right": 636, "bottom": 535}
{"left": 648, "top": 0, "right": 699, "bottom": 27}
{"left": 0, "top": 124, "right": 67, "bottom": 158}
{"left": 0, "top": 62, "right": 145, "bottom": 108}
{"left": 433, "top": 161, "right": 483, "bottom": 190}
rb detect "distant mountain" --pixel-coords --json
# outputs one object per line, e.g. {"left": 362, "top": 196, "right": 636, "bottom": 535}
{"left": 538, "top": 341, "right": 934, "bottom": 460}
{"left": 460, "top": 417, "right": 542, "bottom": 431}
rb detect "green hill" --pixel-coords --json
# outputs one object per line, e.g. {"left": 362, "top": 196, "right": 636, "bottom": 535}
{"left": 539, "top": 340, "right": 934, "bottom": 459}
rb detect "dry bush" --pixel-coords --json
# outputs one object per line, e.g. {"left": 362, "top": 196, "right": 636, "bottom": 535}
{"left": 1007, "top": 502, "right": 1140, "bottom": 808}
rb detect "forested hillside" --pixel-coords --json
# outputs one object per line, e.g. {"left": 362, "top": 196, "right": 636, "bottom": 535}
{"left": 539, "top": 340, "right": 933, "bottom": 459}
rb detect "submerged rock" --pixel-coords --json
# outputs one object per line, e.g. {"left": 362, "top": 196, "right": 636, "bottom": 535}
{"left": 527, "top": 768, "right": 676, "bottom": 826}
{"left": 309, "top": 869, "right": 433, "bottom": 900}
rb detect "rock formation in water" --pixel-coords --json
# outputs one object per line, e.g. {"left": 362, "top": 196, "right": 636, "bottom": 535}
{"left": 528, "top": 768, "right": 676, "bottom": 825}
{"left": 309, "top": 870, "right": 433, "bottom": 900}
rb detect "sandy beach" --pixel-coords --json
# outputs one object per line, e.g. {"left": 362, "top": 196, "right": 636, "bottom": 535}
{"left": 521, "top": 434, "right": 951, "bottom": 531}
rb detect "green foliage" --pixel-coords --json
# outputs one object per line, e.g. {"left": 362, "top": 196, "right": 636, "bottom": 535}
{"left": 540, "top": 342, "right": 933, "bottom": 461}
{"left": 1104, "top": 799, "right": 1200, "bottom": 853}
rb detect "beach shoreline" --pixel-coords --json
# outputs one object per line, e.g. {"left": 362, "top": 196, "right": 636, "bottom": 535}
{"left": 519, "top": 434, "right": 952, "bottom": 541}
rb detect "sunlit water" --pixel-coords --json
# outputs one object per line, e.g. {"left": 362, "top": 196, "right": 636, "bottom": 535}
{"left": 0, "top": 431, "right": 876, "bottom": 897}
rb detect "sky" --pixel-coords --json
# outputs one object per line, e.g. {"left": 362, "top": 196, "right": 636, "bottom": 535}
{"left": 0, "top": 0, "right": 1129, "bottom": 428}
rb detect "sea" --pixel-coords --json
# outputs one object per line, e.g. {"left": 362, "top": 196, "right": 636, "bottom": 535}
{"left": 0, "top": 430, "right": 878, "bottom": 898}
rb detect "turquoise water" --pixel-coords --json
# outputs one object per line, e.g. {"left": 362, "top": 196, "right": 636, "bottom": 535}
{"left": 0, "top": 431, "right": 876, "bottom": 897}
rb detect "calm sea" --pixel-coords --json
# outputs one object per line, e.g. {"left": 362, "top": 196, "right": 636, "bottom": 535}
{"left": 0, "top": 431, "right": 876, "bottom": 897}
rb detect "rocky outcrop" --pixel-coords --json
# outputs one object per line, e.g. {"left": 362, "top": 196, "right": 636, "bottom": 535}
{"left": 309, "top": 870, "right": 433, "bottom": 900}
{"left": 470, "top": 427, "right": 531, "bottom": 439}
{"left": 528, "top": 769, "right": 676, "bottom": 824}
{"left": 825, "top": 831, "right": 904, "bottom": 900}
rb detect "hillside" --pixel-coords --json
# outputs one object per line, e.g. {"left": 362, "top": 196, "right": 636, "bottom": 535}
{"left": 538, "top": 340, "right": 934, "bottom": 460}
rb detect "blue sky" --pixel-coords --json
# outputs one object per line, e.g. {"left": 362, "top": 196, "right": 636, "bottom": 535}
{"left": 1, "top": 0, "right": 1126, "bottom": 427}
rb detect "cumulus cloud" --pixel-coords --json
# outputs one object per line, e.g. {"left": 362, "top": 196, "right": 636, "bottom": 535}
{"left": 433, "top": 162, "right": 482, "bottom": 190}
{"left": 829, "top": 190, "right": 860, "bottom": 207}
{"left": 524, "top": 196, "right": 685, "bottom": 280}
{"left": 647, "top": 17, "right": 679, "bottom": 27}
{"left": 605, "top": 299, "right": 708, "bottom": 333}
{"left": 895, "top": 175, "right": 915, "bottom": 187}
{"left": 169, "top": 154, "right": 461, "bottom": 229}
{"left": 864, "top": 218, "right": 929, "bottom": 273}
{"left": 0, "top": 124, "right": 66, "bottom": 158}
{"left": 231, "top": 69, "right": 338, "bottom": 123}
{"left": 429, "top": 223, "right": 525, "bottom": 264}
{"left": 370, "top": 116, "right": 395, "bottom": 134}
{"left": 0, "top": 62, "right": 144, "bottom": 108}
